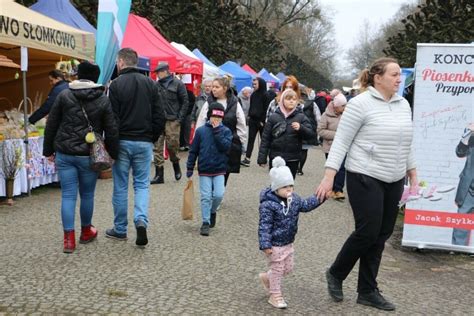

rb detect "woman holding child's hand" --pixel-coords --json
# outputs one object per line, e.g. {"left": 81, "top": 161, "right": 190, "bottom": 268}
{"left": 317, "top": 58, "right": 417, "bottom": 312}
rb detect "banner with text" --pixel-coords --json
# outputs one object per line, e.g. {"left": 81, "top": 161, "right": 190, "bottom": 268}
{"left": 402, "top": 44, "right": 474, "bottom": 253}
{"left": 0, "top": 1, "right": 95, "bottom": 61}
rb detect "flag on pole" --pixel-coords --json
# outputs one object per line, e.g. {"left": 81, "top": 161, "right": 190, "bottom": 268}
{"left": 95, "top": 0, "right": 132, "bottom": 85}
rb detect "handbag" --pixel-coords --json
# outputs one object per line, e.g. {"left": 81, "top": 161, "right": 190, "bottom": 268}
{"left": 79, "top": 102, "right": 113, "bottom": 171}
{"left": 272, "top": 121, "right": 287, "bottom": 138}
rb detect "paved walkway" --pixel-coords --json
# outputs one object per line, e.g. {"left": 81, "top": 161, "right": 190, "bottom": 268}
{"left": 1, "top": 148, "right": 473, "bottom": 315}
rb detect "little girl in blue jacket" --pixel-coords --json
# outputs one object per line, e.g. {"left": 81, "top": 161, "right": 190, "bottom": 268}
{"left": 186, "top": 102, "right": 232, "bottom": 236}
{"left": 258, "top": 156, "right": 322, "bottom": 309}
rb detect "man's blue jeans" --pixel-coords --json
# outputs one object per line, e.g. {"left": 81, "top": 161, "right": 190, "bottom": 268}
{"left": 55, "top": 152, "right": 99, "bottom": 231}
{"left": 112, "top": 140, "right": 153, "bottom": 234}
{"left": 199, "top": 175, "right": 225, "bottom": 224}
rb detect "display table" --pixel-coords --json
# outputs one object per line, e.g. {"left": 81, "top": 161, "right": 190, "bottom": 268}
{"left": 0, "top": 137, "right": 58, "bottom": 197}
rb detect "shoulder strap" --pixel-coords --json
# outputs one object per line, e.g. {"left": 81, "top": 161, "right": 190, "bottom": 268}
{"left": 73, "top": 95, "right": 94, "bottom": 132}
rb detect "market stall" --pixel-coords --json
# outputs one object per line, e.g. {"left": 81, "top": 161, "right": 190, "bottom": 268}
{"left": 171, "top": 42, "right": 221, "bottom": 80}
{"left": 192, "top": 48, "right": 229, "bottom": 77}
{"left": 0, "top": 1, "right": 95, "bottom": 198}
{"left": 122, "top": 14, "right": 203, "bottom": 91}
{"left": 242, "top": 64, "right": 257, "bottom": 76}
{"left": 258, "top": 68, "right": 280, "bottom": 88}
{"left": 219, "top": 61, "right": 253, "bottom": 92}
{"left": 275, "top": 72, "right": 287, "bottom": 83}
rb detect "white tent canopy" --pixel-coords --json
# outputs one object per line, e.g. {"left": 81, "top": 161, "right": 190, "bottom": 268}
{"left": 171, "top": 42, "right": 222, "bottom": 80}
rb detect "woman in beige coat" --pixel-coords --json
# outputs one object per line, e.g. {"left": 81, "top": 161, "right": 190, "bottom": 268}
{"left": 317, "top": 94, "right": 347, "bottom": 200}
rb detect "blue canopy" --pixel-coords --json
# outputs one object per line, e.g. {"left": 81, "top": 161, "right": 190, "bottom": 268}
{"left": 30, "top": 0, "right": 96, "bottom": 35}
{"left": 137, "top": 57, "right": 151, "bottom": 72}
{"left": 276, "top": 72, "right": 287, "bottom": 82}
{"left": 257, "top": 68, "right": 280, "bottom": 88}
{"left": 192, "top": 48, "right": 228, "bottom": 77}
{"left": 219, "top": 61, "right": 253, "bottom": 92}
{"left": 258, "top": 68, "right": 279, "bottom": 83}
{"left": 192, "top": 49, "right": 218, "bottom": 67}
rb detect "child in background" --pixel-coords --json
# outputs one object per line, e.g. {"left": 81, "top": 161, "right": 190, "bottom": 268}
{"left": 186, "top": 102, "right": 232, "bottom": 236}
{"left": 257, "top": 89, "right": 315, "bottom": 178}
{"left": 258, "top": 157, "right": 322, "bottom": 308}
{"left": 317, "top": 93, "right": 348, "bottom": 200}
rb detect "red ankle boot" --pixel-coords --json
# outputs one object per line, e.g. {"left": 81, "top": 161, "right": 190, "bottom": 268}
{"left": 63, "top": 230, "right": 76, "bottom": 253}
{"left": 80, "top": 225, "right": 98, "bottom": 244}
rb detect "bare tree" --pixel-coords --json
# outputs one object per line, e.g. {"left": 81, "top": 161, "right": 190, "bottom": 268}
{"left": 346, "top": 20, "right": 386, "bottom": 75}
{"left": 236, "top": 0, "right": 321, "bottom": 32}
{"left": 345, "top": 1, "right": 420, "bottom": 74}
{"left": 234, "top": 0, "right": 336, "bottom": 79}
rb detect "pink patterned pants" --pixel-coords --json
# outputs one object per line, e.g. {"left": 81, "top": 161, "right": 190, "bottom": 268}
{"left": 266, "top": 244, "right": 294, "bottom": 294}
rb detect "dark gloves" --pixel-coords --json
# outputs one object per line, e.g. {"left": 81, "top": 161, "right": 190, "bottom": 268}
{"left": 186, "top": 170, "right": 193, "bottom": 178}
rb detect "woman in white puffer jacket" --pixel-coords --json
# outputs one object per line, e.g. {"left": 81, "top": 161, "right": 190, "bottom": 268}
{"left": 316, "top": 57, "right": 418, "bottom": 312}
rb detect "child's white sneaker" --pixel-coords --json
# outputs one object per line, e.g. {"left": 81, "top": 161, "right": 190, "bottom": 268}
{"left": 268, "top": 294, "right": 287, "bottom": 309}
{"left": 259, "top": 272, "right": 269, "bottom": 292}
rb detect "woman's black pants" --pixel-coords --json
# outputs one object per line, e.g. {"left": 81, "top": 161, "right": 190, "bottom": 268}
{"left": 329, "top": 171, "right": 404, "bottom": 294}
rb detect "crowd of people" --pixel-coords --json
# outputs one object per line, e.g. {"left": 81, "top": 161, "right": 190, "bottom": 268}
{"left": 39, "top": 49, "right": 419, "bottom": 312}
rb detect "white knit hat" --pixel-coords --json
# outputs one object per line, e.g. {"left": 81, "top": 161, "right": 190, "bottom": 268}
{"left": 270, "top": 157, "right": 294, "bottom": 191}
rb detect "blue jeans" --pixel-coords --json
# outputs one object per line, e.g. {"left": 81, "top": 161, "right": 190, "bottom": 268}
{"left": 55, "top": 152, "right": 98, "bottom": 231}
{"left": 112, "top": 140, "right": 153, "bottom": 234}
{"left": 199, "top": 175, "right": 225, "bottom": 224}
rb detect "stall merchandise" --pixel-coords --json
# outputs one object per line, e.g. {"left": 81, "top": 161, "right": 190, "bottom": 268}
{"left": 0, "top": 137, "right": 57, "bottom": 197}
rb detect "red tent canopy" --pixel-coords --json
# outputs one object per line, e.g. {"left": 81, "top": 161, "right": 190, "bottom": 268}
{"left": 122, "top": 14, "right": 203, "bottom": 76}
{"left": 242, "top": 64, "right": 257, "bottom": 75}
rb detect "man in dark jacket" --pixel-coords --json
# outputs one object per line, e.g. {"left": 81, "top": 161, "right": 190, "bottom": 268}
{"left": 29, "top": 70, "right": 68, "bottom": 124}
{"left": 179, "top": 88, "right": 195, "bottom": 151}
{"left": 151, "top": 62, "right": 189, "bottom": 184}
{"left": 241, "top": 77, "right": 270, "bottom": 167}
{"left": 106, "top": 48, "right": 166, "bottom": 247}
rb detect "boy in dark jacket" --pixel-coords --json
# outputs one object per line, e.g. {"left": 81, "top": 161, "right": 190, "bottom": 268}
{"left": 186, "top": 102, "right": 232, "bottom": 236}
{"left": 258, "top": 157, "right": 322, "bottom": 309}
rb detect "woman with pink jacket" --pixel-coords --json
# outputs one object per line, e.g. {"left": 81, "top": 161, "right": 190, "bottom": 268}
{"left": 317, "top": 94, "right": 347, "bottom": 200}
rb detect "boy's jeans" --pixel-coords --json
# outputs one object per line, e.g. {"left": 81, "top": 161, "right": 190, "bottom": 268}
{"left": 199, "top": 175, "right": 225, "bottom": 224}
{"left": 56, "top": 152, "right": 99, "bottom": 231}
{"left": 112, "top": 140, "right": 153, "bottom": 234}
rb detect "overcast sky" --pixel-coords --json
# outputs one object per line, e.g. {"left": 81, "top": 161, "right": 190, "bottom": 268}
{"left": 318, "top": 0, "right": 418, "bottom": 78}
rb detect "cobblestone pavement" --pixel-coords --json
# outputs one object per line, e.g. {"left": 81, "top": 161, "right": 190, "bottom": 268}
{"left": 1, "top": 147, "right": 473, "bottom": 315}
